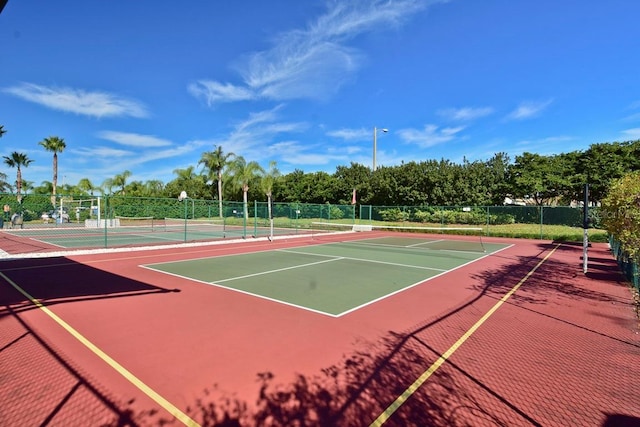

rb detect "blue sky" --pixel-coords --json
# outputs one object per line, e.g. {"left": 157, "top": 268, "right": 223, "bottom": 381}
{"left": 1, "top": 0, "right": 639, "bottom": 189}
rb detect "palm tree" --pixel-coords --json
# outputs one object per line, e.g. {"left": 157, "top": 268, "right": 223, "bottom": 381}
{"left": 228, "top": 156, "right": 264, "bottom": 219}
{"left": 101, "top": 178, "right": 115, "bottom": 195}
{"left": 3, "top": 151, "right": 33, "bottom": 203}
{"left": 261, "top": 161, "right": 281, "bottom": 221}
{"left": 112, "top": 170, "right": 132, "bottom": 195}
{"left": 144, "top": 180, "right": 164, "bottom": 197}
{"left": 39, "top": 136, "right": 66, "bottom": 206}
{"left": 0, "top": 172, "right": 12, "bottom": 193}
{"left": 170, "top": 166, "right": 208, "bottom": 199}
{"left": 0, "top": 125, "right": 6, "bottom": 138}
{"left": 77, "top": 178, "right": 96, "bottom": 196}
{"left": 199, "top": 146, "right": 235, "bottom": 218}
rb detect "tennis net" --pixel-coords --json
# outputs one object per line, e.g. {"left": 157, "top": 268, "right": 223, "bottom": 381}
{"left": 310, "top": 222, "right": 486, "bottom": 252}
{"left": 163, "top": 217, "right": 225, "bottom": 233}
{"left": 114, "top": 216, "right": 157, "bottom": 230}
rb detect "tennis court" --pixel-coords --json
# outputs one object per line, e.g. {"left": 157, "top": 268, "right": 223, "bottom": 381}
{"left": 144, "top": 234, "right": 510, "bottom": 316}
{"left": 1, "top": 227, "right": 638, "bottom": 426}
{"left": 1, "top": 217, "right": 304, "bottom": 250}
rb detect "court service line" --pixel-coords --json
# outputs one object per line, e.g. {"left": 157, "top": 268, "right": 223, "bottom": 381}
{"left": 277, "top": 249, "right": 447, "bottom": 272}
{"left": 0, "top": 271, "right": 201, "bottom": 427}
{"left": 369, "top": 243, "right": 561, "bottom": 426}
{"left": 214, "top": 256, "right": 345, "bottom": 283}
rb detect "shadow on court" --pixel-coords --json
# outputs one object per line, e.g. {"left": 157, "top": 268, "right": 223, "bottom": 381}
{"left": 2, "top": 242, "right": 637, "bottom": 426}
{"left": 133, "top": 241, "right": 637, "bottom": 427}
{"left": 0, "top": 257, "right": 178, "bottom": 426}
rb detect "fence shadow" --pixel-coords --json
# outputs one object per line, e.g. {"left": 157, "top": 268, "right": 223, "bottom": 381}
{"left": 0, "top": 257, "right": 178, "bottom": 426}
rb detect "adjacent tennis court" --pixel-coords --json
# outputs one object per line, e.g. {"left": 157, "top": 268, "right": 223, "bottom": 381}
{"left": 2, "top": 217, "right": 304, "bottom": 249}
{"left": 143, "top": 234, "right": 510, "bottom": 316}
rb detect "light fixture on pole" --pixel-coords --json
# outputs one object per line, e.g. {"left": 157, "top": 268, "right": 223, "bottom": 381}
{"left": 373, "top": 126, "right": 388, "bottom": 171}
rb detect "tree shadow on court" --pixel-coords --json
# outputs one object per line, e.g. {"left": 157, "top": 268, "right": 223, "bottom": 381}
{"left": 470, "top": 242, "right": 632, "bottom": 307}
{"left": 135, "top": 241, "right": 639, "bottom": 427}
{"left": 0, "top": 256, "right": 178, "bottom": 426}
{"left": 138, "top": 246, "right": 561, "bottom": 426}
{"left": 4, "top": 244, "right": 634, "bottom": 426}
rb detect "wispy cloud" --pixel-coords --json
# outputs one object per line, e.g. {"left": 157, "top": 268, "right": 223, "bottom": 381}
{"left": 438, "top": 106, "right": 494, "bottom": 121}
{"left": 189, "top": 0, "right": 446, "bottom": 105}
{"left": 505, "top": 99, "right": 553, "bottom": 121}
{"left": 327, "top": 127, "right": 370, "bottom": 141}
{"left": 97, "top": 131, "right": 172, "bottom": 147}
{"left": 3, "top": 82, "right": 148, "bottom": 118}
{"left": 621, "top": 128, "right": 640, "bottom": 139}
{"left": 187, "top": 81, "right": 256, "bottom": 105}
{"left": 398, "top": 124, "right": 464, "bottom": 148}
{"left": 199, "top": 106, "right": 308, "bottom": 160}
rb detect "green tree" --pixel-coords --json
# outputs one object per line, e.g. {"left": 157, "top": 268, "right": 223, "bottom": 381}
{"left": 112, "top": 170, "right": 132, "bottom": 195}
{"left": 0, "top": 172, "right": 11, "bottom": 193}
{"left": 228, "top": 156, "right": 264, "bottom": 219}
{"left": 33, "top": 180, "right": 53, "bottom": 195}
{"left": 261, "top": 161, "right": 281, "bottom": 220}
{"left": 77, "top": 178, "right": 97, "bottom": 196}
{"left": 38, "top": 136, "right": 66, "bottom": 206}
{"left": 101, "top": 178, "right": 115, "bottom": 195}
{"left": 507, "top": 152, "right": 566, "bottom": 205}
{"left": 199, "top": 146, "right": 235, "bottom": 218}
{"left": 3, "top": 151, "right": 33, "bottom": 203}
{"left": 601, "top": 170, "right": 640, "bottom": 261}
{"left": 144, "top": 180, "right": 165, "bottom": 197}
{"left": 333, "top": 163, "right": 372, "bottom": 205}
{"left": 165, "top": 166, "right": 208, "bottom": 199}
{"left": 582, "top": 140, "right": 640, "bottom": 203}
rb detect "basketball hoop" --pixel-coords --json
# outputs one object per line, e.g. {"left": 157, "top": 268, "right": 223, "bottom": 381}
{"left": 178, "top": 191, "right": 188, "bottom": 201}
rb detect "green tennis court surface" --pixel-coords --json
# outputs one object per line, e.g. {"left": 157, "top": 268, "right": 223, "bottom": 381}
{"left": 143, "top": 236, "right": 510, "bottom": 316}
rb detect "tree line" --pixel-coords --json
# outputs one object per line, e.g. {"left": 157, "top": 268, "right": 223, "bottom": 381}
{"left": 1, "top": 124, "right": 639, "bottom": 207}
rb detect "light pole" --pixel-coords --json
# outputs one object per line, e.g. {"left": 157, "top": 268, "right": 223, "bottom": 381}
{"left": 373, "top": 126, "right": 388, "bottom": 171}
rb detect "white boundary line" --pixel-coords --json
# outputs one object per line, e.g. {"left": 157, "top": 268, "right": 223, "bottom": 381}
{"left": 277, "top": 248, "right": 447, "bottom": 272}
{"left": 141, "top": 243, "right": 514, "bottom": 318}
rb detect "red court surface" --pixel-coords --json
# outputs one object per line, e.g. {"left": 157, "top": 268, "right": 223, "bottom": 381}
{"left": 0, "top": 234, "right": 638, "bottom": 426}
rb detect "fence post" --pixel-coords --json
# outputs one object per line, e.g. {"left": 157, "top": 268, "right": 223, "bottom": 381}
{"left": 540, "top": 205, "right": 544, "bottom": 240}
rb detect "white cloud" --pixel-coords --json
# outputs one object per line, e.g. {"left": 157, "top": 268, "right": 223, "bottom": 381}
{"left": 327, "top": 127, "right": 370, "bottom": 141}
{"left": 506, "top": 99, "right": 553, "bottom": 121}
{"left": 97, "top": 131, "right": 172, "bottom": 147}
{"left": 398, "top": 124, "right": 465, "bottom": 148}
{"left": 189, "top": 0, "right": 446, "bottom": 104}
{"left": 438, "top": 106, "right": 494, "bottom": 121}
{"left": 187, "top": 81, "right": 256, "bottom": 106}
{"left": 72, "top": 147, "right": 133, "bottom": 159}
{"left": 621, "top": 128, "right": 640, "bottom": 139}
{"left": 3, "top": 83, "right": 148, "bottom": 118}
{"left": 199, "top": 106, "right": 308, "bottom": 161}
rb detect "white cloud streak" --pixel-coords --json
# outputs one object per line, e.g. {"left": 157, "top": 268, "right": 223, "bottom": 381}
{"left": 326, "top": 127, "right": 370, "bottom": 141}
{"left": 621, "top": 128, "right": 640, "bottom": 139}
{"left": 3, "top": 82, "right": 149, "bottom": 118}
{"left": 438, "top": 106, "right": 494, "bottom": 121}
{"left": 97, "top": 131, "right": 172, "bottom": 147}
{"left": 398, "top": 124, "right": 465, "bottom": 148}
{"left": 189, "top": 0, "right": 447, "bottom": 105}
{"left": 506, "top": 99, "right": 553, "bottom": 121}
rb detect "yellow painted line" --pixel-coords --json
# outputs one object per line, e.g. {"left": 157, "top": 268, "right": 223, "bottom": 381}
{"left": 370, "top": 244, "right": 561, "bottom": 426}
{"left": 0, "top": 271, "right": 201, "bottom": 427}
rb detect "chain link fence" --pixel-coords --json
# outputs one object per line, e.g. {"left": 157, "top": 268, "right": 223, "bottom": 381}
{"left": 0, "top": 193, "right": 356, "bottom": 251}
